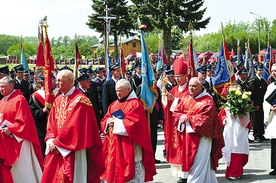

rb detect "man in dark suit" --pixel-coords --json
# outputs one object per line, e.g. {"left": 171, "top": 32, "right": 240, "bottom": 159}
{"left": 249, "top": 64, "right": 268, "bottom": 142}
{"left": 102, "top": 63, "right": 121, "bottom": 114}
{"left": 76, "top": 73, "right": 102, "bottom": 130}
{"left": 130, "top": 63, "right": 142, "bottom": 92}
{"left": 13, "top": 65, "right": 31, "bottom": 101}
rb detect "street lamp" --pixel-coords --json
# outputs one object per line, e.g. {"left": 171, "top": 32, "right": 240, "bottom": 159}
{"left": 250, "top": 12, "right": 261, "bottom": 52}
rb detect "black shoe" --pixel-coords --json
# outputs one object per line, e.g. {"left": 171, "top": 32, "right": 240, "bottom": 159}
{"left": 260, "top": 135, "right": 269, "bottom": 141}
{"left": 269, "top": 169, "right": 276, "bottom": 175}
{"left": 177, "top": 177, "right": 187, "bottom": 183}
{"left": 254, "top": 137, "right": 263, "bottom": 143}
{"left": 155, "top": 159, "right": 161, "bottom": 164}
{"left": 163, "top": 149, "right": 166, "bottom": 159}
{"left": 248, "top": 138, "right": 254, "bottom": 143}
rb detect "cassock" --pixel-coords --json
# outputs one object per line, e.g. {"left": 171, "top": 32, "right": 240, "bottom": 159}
{"left": 100, "top": 91, "right": 156, "bottom": 183}
{"left": 173, "top": 90, "right": 224, "bottom": 182}
{"left": 0, "top": 89, "right": 43, "bottom": 183}
{"left": 41, "top": 87, "right": 104, "bottom": 183}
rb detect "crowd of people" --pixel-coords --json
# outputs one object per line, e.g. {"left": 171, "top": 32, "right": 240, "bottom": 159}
{"left": 0, "top": 56, "right": 275, "bottom": 183}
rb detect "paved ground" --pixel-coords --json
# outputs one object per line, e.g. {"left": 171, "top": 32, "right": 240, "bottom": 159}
{"left": 153, "top": 128, "right": 276, "bottom": 183}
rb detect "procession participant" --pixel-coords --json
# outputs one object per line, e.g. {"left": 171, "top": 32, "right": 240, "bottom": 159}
{"left": 173, "top": 77, "right": 224, "bottom": 183}
{"left": 13, "top": 65, "right": 31, "bottom": 101}
{"left": 102, "top": 63, "right": 121, "bottom": 114}
{"left": 263, "top": 63, "right": 276, "bottom": 175}
{"left": 41, "top": 70, "right": 104, "bottom": 183}
{"left": 29, "top": 76, "right": 58, "bottom": 156}
{"left": 0, "top": 76, "right": 43, "bottom": 183}
{"left": 249, "top": 64, "right": 268, "bottom": 142}
{"left": 101, "top": 79, "right": 156, "bottom": 182}
{"left": 162, "top": 58, "right": 189, "bottom": 183}
{"left": 219, "top": 83, "right": 251, "bottom": 180}
{"left": 76, "top": 73, "right": 102, "bottom": 130}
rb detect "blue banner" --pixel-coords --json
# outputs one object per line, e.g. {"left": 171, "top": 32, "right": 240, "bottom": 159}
{"left": 140, "top": 30, "right": 158, "bottom": 110}
{"left": 262, "top": 43, "right": 271, "bottom": 81}
{"left": 21, "top": 47, "right": 29, "bottom": 74}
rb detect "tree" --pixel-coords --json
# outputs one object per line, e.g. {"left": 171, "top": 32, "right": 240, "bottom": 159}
{"left": 7, "top": 43, "right": 36, "bottom": 59}
{"left": 0, "top": 34, "right": 21, "bottom": 55}
{"left": 87, "top": 0, "right": 135, "bottom": 61}
{"left": 129, "top": 0, "right": 210, "bottom": 65}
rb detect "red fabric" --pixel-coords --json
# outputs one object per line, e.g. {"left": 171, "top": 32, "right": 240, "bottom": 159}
{"left": 100, "top": 97, "right": 156, "bottom": 183}
{"left": 173, "top": 58, "right": 188, "bottom": 75}
{"left": 225, "top": 153, "right": 248, "bottom": 178}
{"left": 0, "top": 90, "right": 44, "bottom": 178}
{"left": 33, "top": 90, "right": 45, "bottom": 106}
{"left": 173, "top": 94, "right": 224, "bottom": 171}
{"left": 187, "top": 41, "right": 196, "bottom": 77}
{"left": 163, "top": 85, "right": 189, "bottom": 165}
{"left": 44, "top": 36, "right": 55, "bottom": 109}
{"left": 41, "top": 89, "right": 104, "bottom": 183}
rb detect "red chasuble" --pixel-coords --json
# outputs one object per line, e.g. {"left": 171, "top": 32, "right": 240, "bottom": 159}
{"left": 173, "top": 94, "right": 224, "bottom": 171}
{"left": 100, "top": 97, "right": 156, "bottom": 183}
{"left": 163, "top": 85, "right": 189, "bottom": 165}
{"left": 41, "top": 88, "right": 104, "bottom": 183}
{"left": 0, "top": 89, "right": 43, "bottom": 183}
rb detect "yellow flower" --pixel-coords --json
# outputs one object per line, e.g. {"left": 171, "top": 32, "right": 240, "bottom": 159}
{"left": 244, "top": 91, "right": 252, "bottom": 96}
{"left": 235, "top": 90, "right": 242, "bottom": 96}
{"left": 229, "top": 87, "right": 236, "bottom": 92}
{"left": 242, "top": 93, "right": 248, "bottom": 99}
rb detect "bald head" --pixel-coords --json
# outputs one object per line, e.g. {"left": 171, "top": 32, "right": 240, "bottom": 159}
{"left": 56, "top": 69, "right": 75, "bottom": 93}
{"left": 188, "top": 77, "right": 203, "bottom": 98}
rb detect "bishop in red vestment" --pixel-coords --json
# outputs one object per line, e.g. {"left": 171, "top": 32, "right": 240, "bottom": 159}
{"left": 41, "top": 70, "right": 104, "bottom": 183}
{"left": 101, "top": 79, "right": 156, "bottom": 183}
{"left": 0, "top": 76, "right": 43, "bottom": 183}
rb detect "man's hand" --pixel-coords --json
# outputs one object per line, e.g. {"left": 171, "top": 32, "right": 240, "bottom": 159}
{"left": 271, "top": 105, "right": 276, "bottom": 112}
{"left": 49, "top": 142, "right": 60, "bottom": 154}
{"left": 107, "top": 118, "right": 115, "bottom": 127}
{"left": 43, "top": 107, "right": 49, "bottom": 113}
{"left": 1, "top": 127, "right": 12, "bottom": 136}
{"left": 255, "top": 106, "right": 260, "bottom": 111}
{"left": 179, "top": 114, "right": 188, "bottom": 124}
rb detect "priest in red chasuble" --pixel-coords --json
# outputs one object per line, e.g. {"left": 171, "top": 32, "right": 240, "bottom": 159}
{"left": 0, "top": 76, "right": 43, "bottom": 183}
{"left": 41, "top": 70, "right": 104, "bottom": 183}
{"left": 101, "top": 79, "right": 156, "bottom": 183}
{"left": 172, "top": 77, "right": 224, "bottom": 183}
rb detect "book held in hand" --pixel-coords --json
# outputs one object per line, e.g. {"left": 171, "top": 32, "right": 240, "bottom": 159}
{"left": 111, "top": 109, "right": 125, "bottom": 119}
{"left": 265, "top": 89, "right": 276, "bottom": 105}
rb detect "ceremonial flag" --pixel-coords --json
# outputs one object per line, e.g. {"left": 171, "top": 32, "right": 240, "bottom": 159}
{"left": 35, "top": 37, "right": 45, "bottom": 82}
{"left": 213, "top": 40, "right": 232, "bottom": 100}
{"left": 20, "top": 44, "right": 29, "bottom": 73}
{"left": 44, "top": 35, "right": 55, "bottom": 109}
{"left": 187, "top": 39, "right": 196, "bottom": 77}
{"left": 74, "top": 42, "right": 81, "bottom": 79}
{"left": 244, "top": 41, "right": 255, "bottom": 80}
{"left": 193, "top": 46, "right": 199, "bottom": 69}
{"left": 262, "top": 43, "right": 272, "bottom": 81}
{"left": 237, "top": 41, "right": 244, "bottom": 65}
{"left": 140, "top": 29, "right": 158, "bottom": 111}
{"left": 156, "top": 40, "right": 164, "bottom": 71}
{"left": 117, "top": 36, "right": 126, "bottom": 77}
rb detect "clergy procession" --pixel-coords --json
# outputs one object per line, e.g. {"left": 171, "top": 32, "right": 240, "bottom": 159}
{"left": 1, "top": 17, "right": 276, "bottom": 183}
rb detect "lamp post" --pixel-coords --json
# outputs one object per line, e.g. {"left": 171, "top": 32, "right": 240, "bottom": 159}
{"left": 250, "top": 12, "right": 261, "bottom": 52}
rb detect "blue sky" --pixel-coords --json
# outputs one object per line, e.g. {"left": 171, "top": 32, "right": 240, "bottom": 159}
{"left": 0, "top": 0, "right": 275, "bottom": 39}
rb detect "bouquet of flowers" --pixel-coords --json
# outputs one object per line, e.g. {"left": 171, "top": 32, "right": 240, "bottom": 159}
{"left": 220, "top": 85, "right": 255, "bottom": 116}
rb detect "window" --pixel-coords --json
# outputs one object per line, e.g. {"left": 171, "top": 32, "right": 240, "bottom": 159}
{"left": 133, "top": 42, "right": 136, "bottom": 47}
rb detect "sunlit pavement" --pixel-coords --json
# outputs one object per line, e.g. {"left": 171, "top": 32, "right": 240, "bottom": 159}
{"left": 153, "top": 128, "right": 276, "bottom": 183}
